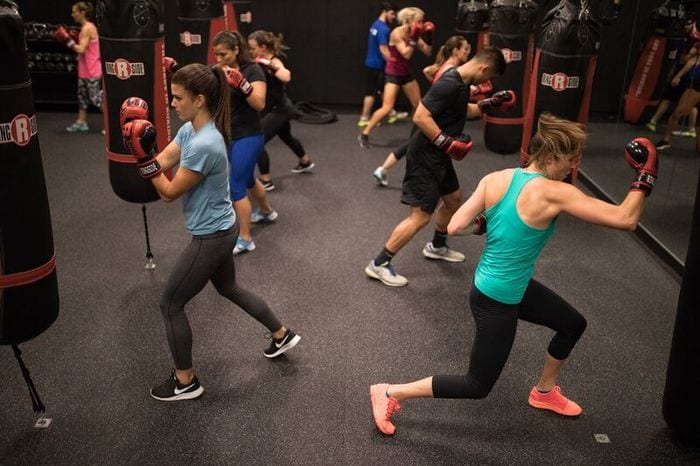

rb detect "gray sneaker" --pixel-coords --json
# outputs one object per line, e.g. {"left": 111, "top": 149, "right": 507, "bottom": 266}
{"left": 422, "top": 242, "right": 465, "bottom": 262}
{"left": 251, "top": 209, "right": 278, "bottom": 223}
{"left": 365, "top": 260, "right": 408, "bottom": 287}
{"left": 373, "top": 167, "right": 388, "bottom": 187}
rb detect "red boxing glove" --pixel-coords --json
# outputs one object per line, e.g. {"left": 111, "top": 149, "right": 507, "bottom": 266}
{"left": 409, "top": 21, "right": 423, "bottom": 44}
{"left": 478, "top": 90, "right": 516, "bottom": 112}
{"left": 469, "top": 81, "right": 494, "bottom": 102}
{"left": 473, "top": 213, "right": 487, "bottom": 235}
{"left": 255, "top": 57, "right": 279, "bottom": 73}
{"left": 119, "top": 97, "right": 149, "bottom": 128}
{"left": 222, "top": 65, "right": 253, "bottom": 96}
{"left": 122, "top": 119, "right": 161, "bottom": 178}
{"left": 624, "top": 137, "right": 658, "bottom": 196}
{"left": 164, "top": 56, "right": 180, "bottom": 77}
{"left": 432, "top": 131, "right": 473, "bottom": 161}
{"left": 421, "top": 21, "right": 435, "bottom": 45}
{"left": 53, "top": 26, "right": 76, "bottom": 49}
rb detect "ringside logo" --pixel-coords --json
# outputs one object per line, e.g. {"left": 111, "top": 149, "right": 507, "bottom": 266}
{"left": 106, "top": 59, "right": 145, "bottom": 80}
{"left": 541, "top": 72, "right": 579, "bottom": 92}
{"left": 501, "top": 48, "right": 522, "bottom": 63}
{"left": 0, "top": 114, "right": 38, "bottom": 147}
{"left": 180, "top": 31, "right": 202, "bottom": 47}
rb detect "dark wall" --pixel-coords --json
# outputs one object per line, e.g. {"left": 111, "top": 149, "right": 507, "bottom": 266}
{"left": 14, "top": 0, "right": 679, "bottom": 114}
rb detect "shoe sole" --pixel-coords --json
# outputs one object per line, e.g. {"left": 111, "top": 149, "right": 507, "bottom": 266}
{"left": 291, "top": 162, "right": 315, "bottom": 173}
{"left": 251, "top": 213, "right": 278, "bottom": 224}
{"left": 150, "top": 386, "right": 204, "bottom": 401}
{"left": 233, "top": 243, "right": 256, "bottom": 255}
{"left": 528, "top": 397, "right": 582, "bottom": 417}
{"left": 365, "top": 266, "right": 408, "bottom": 287}
{"left": 422, "top": 250, "right": 465, "bottom": 263}
{"left": 263, "top": 334, "right": 301, "bottom": 358}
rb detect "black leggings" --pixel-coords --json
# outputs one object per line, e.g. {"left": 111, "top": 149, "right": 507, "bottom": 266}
{"left": 392, "top": 124, "right": 420, "bottom": 161}
{"left": 159, "top": 226, "right": 283, "bottom": 369}
{"left": 432, "top": 279, "right": 587, "bottom": 399}
{"left": 257, "top": 110, "right": 306, "bottom": 176}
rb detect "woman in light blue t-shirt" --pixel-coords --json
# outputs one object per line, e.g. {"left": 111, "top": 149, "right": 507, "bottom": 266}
{"left": 368, "top": 113, "right": 656, "bottom": 435}
{"left": 123, "top": 63, "right": 300, "bottom": 402}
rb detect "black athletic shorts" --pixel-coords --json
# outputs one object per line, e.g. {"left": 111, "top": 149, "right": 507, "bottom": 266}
{"left": 401, "top": 142, "right": 459, "bottom": 213}
{"left": 365, "top": 66, "right": 385, "bottom": 96}
{"left": 385, "top": 73, "right": 415, "bottom": 86}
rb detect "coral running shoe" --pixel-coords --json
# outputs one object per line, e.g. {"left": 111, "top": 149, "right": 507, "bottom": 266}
{"left": 528, "top": 385, "right": 582, "bottom": 417}
{"left": 370, "top": 383, "right": 401, "bottom": 435}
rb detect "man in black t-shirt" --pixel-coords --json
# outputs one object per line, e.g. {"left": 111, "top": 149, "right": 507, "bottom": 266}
{"left": 365, "top": 48, "right": 511, "bottom": 287}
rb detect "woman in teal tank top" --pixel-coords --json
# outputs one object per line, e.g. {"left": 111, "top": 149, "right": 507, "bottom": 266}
{"left": 369, "top": 113, "right": 657, "bottom": 436}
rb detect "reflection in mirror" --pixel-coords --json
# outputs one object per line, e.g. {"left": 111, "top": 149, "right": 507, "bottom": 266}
{"left": 579, "top": 0, "right": 700, "bottom": 269}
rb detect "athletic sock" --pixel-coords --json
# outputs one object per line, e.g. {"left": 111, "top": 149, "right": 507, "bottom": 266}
{"left": 432, "top": 230, "right": 448, "bottom": 249}
{"left": 374, "top": 248, "right": 395, "bottom": 267}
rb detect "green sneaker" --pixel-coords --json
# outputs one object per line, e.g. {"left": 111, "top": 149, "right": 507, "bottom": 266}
{"left": 66, "top": 121, "right": 89, "bottom": 133}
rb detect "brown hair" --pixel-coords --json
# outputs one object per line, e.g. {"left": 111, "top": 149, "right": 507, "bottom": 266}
{"left": 434, "top": 35, "right": 468, "bottom": 67}
{"left": 73, "top": 1, "right": 93, "bottom": 20}
{"left": 212, "top": 30, "right": 253, "bottom": 67}
{"left": 171, "top": 63, "right": 231, "bottom": 143}
{"left": 248, "top": 30, "right": 290, "bottom": 58}
{"left": 527, "top": 113, "right": 587, "bottom": 166}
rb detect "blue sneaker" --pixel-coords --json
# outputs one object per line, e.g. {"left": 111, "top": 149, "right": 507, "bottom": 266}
{"left": 250, "top": 209, "right": 278, "bottom": 223}
{"left": 233, "top": 237, "right": 256, "bottom": 255}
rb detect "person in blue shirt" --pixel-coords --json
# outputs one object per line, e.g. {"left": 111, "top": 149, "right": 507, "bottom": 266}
{"left": 358, "top": 2, "right": 403, "bottom": 127}
{"left": 368, "top": 113, "right": 657, "bottom": 435}
{"left": 121, "top": 63, "right": 300, "bottom": 402}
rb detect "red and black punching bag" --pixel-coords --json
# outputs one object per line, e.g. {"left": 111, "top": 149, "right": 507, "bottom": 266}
{"left": 223, "top": 1, "right": 253, "bottom": 37}
{"left": 0, "top": 0, "right": 59, "bottom": 412}
{"left": 456, "top": 0, "right": 490, "bottom": 58}
{"left": 623, "top": 2, "right": 687, "bottom": 124}
{"left": 663, "top": 170, "right": 700, "bottom": 446}
{"left": 97, "top": 0, "right": 170, "bottom": 203}
{"left": 175, "top": 0, "right": 226, "bottom": 66}
{"left": 520, "top": 0, "right": 600, "bottom": 183}
{"left": 483, "top": 0, "right": 538, "bottom": 155}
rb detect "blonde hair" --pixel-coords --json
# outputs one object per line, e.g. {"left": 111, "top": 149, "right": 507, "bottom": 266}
{"left": 527, "top": 113, "right": 586, "bottom": 166}
{"left": 397, "top": 7, "right": 424, "bottom": 26}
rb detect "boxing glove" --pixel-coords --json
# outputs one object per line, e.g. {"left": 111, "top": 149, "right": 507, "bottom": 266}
{"left": 469, "top": 81, "right": 494, "bottom": 102}
{"left": 432, "top": 131, "right": 473, "bottom": 161}
{"left": 164, "top": 56, "right": 180, "bottom": 77}
{"left": 421, "top": 21, "right": 435, "bottom": 45}
{"left": 473, "top": 213, "right": 487, "bottom": 235}
{"left": 478, "top": 90, "right": 516, "bottom": 112}
{"left": 222, "top": 65, "right": 253, "bottom": 96}
{"left": 255, "top": 57, "right": 279, "bottom": 73}
{"left": 53, "top": 26, "right": 75, "bottom": 49}
{"left": 624, "top": 137, "right": 658, "bottom": 196}
{"left": 122, "top": 119, "right": 161, "bottom": 179}
{"left": 120, "top": 97, "right": 149, "bottom": 128}
{"left": 409, "top": 21, "right": 423, "bottom": 45}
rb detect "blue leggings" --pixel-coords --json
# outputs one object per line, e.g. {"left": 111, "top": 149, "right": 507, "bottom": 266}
{"left": 228, "top": 133, "right": 264, "bottom": 201}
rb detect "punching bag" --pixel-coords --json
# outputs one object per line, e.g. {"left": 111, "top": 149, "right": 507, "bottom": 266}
{"left": 223, "top": 1, "right": 253, "bottom": 37}
{"left": 456, "top": 0, "right": 490, "bottom": 58}
{"left": 520, "top": 0, "right": 600, "bottom": 183}
{"left": 0, "top": 0, "right": 59, "bottom": 413}
{"left": 483, "top": 0, "right": 538, "bottom": 155}
{"left": 663, "top": 170, "right": 700, "bottom": 446}
{"left": 623, "top": 2, "right": 686, "bottom": 125}
{"left": 97, "top": 0, "right": 170, "bottom": 204}
{"left": 175, "top": 0, "right": 225, "bottom": 66}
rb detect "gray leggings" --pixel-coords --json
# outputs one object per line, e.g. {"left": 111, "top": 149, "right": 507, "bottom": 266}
{"left": 159, "top": 225, "right": 282, "bottom": 369}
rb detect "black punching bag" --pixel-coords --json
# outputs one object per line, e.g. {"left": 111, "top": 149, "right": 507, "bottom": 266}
{"left": 520, "top": 0, "right": 600, "bottom": 183}
{"left": 483, "top": 0, "right": 538, "bottom": 155}
{"left": 0, "top": 0, "right": 59, "bottom": 413}
{"left": 623, "top": 2, "right": 686, "bottom": 124}
{"left": 663, "top": 171, "right": 700, "bottom": 446}
{"left": 223, "top": 1, "right": 253, "bottom": 37}
{"left": 97, "top": 0, "right": 170, "bottom": 203}
{"left": 456, "top": 0, "right": 490, "bottom": 58}
{"left": 176, "top": 0, "right": 225, "bottom": 66}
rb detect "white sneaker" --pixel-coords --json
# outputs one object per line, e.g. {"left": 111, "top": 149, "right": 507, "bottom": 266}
{"left": 422, "top": 242, "right": 465, "bottom": 262}
{"left": 373, "top": 167, "right": 388, "bottom": 187}
{"left": 250, "top": 209, "right": 278, "bottom": 223}
{"left": 365, "top": 260, "right": 408, "bottom": 287}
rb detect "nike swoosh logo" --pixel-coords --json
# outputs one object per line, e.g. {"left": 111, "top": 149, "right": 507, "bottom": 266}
{"left": 275, "top": 336, "right": 289, "bottom": 348}
{"left": 174, "top": 383, "right": 195, "bottom": 395}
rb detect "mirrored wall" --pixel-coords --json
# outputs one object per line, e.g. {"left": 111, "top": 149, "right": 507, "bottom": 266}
{"left": 581, "top": 0, "right": 700, "bottom": 271}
